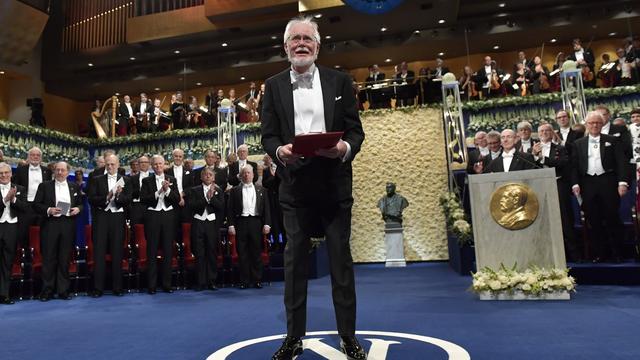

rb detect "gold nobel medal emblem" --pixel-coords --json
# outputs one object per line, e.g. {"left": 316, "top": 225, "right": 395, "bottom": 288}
{"left": 490, "top": 183, "right": 539, "bottom": 230}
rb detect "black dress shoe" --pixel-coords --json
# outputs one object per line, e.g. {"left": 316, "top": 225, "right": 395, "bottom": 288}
{"left": 193, "top": 285, "right": 203, "bottom": 292}
{"left": 58, "top": 292, "right": 72, "bottom": 300}
{"left": 255, "top": 282, "right": 263, "bottom": 289}
{"left": 208, "top": 284, "right": 218, "bottom": 291}
{"left": 271, "top": 336, "right": 303, "bottom": 360}
{"left": 0, "top": 296, "right": 15, "bottom": 305}
{"left": 162, "top": 287, "right": 174, "bottom": 293}
{"left": 238, "top": 283, "right": 247, "bottom": 289}
{"left": 90, "top": 290, "right": 103, "bottom": 298}
{"left": 39, "top": 291, "right": 53, "bottom": 302}
{"left": 112, "top": 290, "right": 124, "bottom": 297}
{"left": 147, "top": 288, "right": 157, "bottom": 295}
{"left": 340, "top": 336, "right": 367, "bottom": 360}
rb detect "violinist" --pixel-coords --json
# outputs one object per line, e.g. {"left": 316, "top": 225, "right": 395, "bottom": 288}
{"left": 459, "top": 65, "right": 479, "bottom": 101}
{"left": 598, "top": 53, "right": 617, "bottom": 88}
{"left": 567, "top": 38, "right": 596, "bottom": 88}
{"left": 530, "top": 56, "right": 550, "bottom": 94}
{"left": 150, "top": 98, "right": 168, "bottom": 132}
{"left": 517, "top": 51, "right": 534, "bottom": 71}
{"left": 477, "top": 56, "right": 499, "bottom": 98}
{"left": 187, "top": 96, "right": 204, "bottom": 128}
{"left": 550, "top": 52, "right": 566, "bottom": 92}
{"left": 615, "top": 48, "right": 635, "bottom": 86}
{"left": 170, "top": 92, "right": 187, "bottom": 129}
{"left": 117, "top": 95, "right": 135, "bottom": 136}
{"left": 135, "top": 92, "right": 152, "bottom": 133}
{"left": 513, "top": 62, "right": 530, "bottom": 96}
{"left": 244, "top": 82, "right": 260, "bottom": 122}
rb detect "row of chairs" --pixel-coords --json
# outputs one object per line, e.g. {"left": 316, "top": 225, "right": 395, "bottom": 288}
{"left": 9, "top": 223, "right": 272, "bottom": 300}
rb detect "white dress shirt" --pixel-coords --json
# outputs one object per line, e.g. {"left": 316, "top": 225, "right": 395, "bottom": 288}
{"left": 559, "top": 127, "right": 570, "bottom": 145}
{"left": 483, "top": 65, "right": 492, "bottom": 88}
{"left": 53, "top": 180, "right": 71, "bottom": 217}
{"left": 587, "top": 136, "right": 605, "bottom": 176}
{"left": 125, "top": 102, "right": 133, "bottom": 117}
{"left": 140, "top": 102, "right": 147, "bottom": 114}
{"left": 490, "top": 151, "right": 501, "bottom": 160}
{"left": 575, "top": 49, "right": 585, "bottom": 62}
{"left": 520, "top": 138, "right": 532, "bottom": 153}
{"left": 105, "top": 174, "right": 124, "bottom": 213}
{"left": 173, "top": 165, "right": 184, "bottom": 193}
{"left": 0, "top": 184, "right": 17, "bottom": 224}
{"left": 27, "top": 165, "right": 43, "bottom": 201}
{"left": 133, "top": 171, "right": 150, "bottom": 202}
{"left": 148, "top": 175, "right": 173, "bottom": 211}
{"left": 478, "top": 146, "right": 489, "bottom": 157}
{"left": 241, "top": 183, "right": 256, "bottom": 216}
{"left": 291, "top": 64, "right": 326, "bottom": 135}
{"left": 601, "top": 122, "right": 611, "bottom": 135}
{"left": 501, "top": 149, "right": 515, "bottom": 172}
{"left": 535, "top": 142, "right": 552, "bottom": 166}
{"left": 193, "top": 185, "right": 216, "bottom": 221}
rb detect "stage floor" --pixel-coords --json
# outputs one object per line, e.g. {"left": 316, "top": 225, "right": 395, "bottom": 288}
{"left": 1, "top": 262, "right": 639, "bottom": 360}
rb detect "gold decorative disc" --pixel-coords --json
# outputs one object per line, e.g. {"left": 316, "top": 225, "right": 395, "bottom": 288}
{"left": 489, "top": 182, "right": 539, "bottom": 230}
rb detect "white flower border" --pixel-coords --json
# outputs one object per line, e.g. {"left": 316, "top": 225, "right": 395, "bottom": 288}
{"left": 472, "top": 264, "right": 576, "bottom": 296}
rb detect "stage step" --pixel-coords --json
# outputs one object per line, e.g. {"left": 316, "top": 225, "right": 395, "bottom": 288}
{"left": 569, "top": 261, "right": 640, "bottom": 285}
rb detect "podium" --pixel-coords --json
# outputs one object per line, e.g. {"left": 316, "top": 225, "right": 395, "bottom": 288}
{"left": 468, "top": 168, "right": 566, "bottom": 271}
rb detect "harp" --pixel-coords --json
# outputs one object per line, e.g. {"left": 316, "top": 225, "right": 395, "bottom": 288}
{"left": 90, "top": 96, "right": 118, "bottom": 138}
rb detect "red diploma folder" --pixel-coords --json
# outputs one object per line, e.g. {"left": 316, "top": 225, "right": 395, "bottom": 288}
{"left": 292, "top": 131, "right": 344, "bottom": 157}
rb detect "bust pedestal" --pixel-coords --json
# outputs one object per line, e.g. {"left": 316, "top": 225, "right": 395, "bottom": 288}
{"left": 384, "top": 221, "right": 406, "bottom": 267}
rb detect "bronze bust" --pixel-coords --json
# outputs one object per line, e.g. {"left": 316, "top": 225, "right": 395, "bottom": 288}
{"left": 378, "top": 182, "right": 409, "bottom": 224}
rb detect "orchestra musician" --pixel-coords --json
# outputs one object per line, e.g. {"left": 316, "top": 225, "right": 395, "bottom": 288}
{"left": 567, "top": 38, "right": 596, "bottom": 88}
{"left": 550, "top": 52, "right": 566, "bottom": 92}
{"left": 170, "top": 92, "right": 187, "bottom": 130}
{"left": 529, "top": 56, "right": 550, "bottom": 95}
{"left": 134, "top": 93, "right": 152, "bottom": 133}
{"left": 117, "top": 95, "right": 135, "bottom": 136}
{"left": 459, "top": 65, "right": 479, "bottom": 101}
{"left": 187, "top": 96, "right": 204, "bottom": 128}
{"left": 615, "top": 48, "right": 635, "bottom": 86}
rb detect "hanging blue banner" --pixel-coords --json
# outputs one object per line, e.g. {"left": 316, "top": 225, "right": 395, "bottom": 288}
{"left": 342, "top": 0, "right": 405, "bottom": 15}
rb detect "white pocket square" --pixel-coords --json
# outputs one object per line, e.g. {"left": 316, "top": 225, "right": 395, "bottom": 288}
{"left": 335, "top": 96, "right": 342, "bottom": 101}
{"left": 16, "top": 192, "right": 20, "bottom": 195}
{"left": 74, "top": 192, "right": 78, "bottom": 196}
{"left": 613, "top": 133, "right": 620, "bottom": 137}
{"left": 605, "top": 142, "right": 612, "bottom": 147}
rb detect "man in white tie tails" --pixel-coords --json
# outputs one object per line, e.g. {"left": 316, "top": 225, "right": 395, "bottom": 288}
{"left": 261, "top": 15, "right": 366, "bottom": 360}
{"left": 571, "top": 112, "right": 629, "bottom": 263}
{"left": 228, "top": 144, "right": 258, "bottom": 186}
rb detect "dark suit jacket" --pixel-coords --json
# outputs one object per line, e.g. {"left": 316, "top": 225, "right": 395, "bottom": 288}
{"left": 227, "top": 184, "right": 271, "bottom": 228}
{"left": 261, "top": 65, "right": 365, "bottom": 207}
{"left": 567, "top": 49, "right": 596, "bottom": 69}
{"left": 165, "top": 166, "right": 195, "bottom": 193}
{"left": 88, "top": 166, "right": 126, "bottom": 193}
{"left": 33, "top": 180, "right": 83, "bottom": 217}
{"left": 140, "top": 174, "right": 181, "bottom": 209}
{"left": 186, "top": 184, "right": 225, "bottom": 226}
{"left": 466, "top": 148, "right": 487, "bottom": 174}
{"left": 118, "top": 102, "right": 135, "bottom": 120}
{"left": 394, "top": 70, "right": 416, "bottom": 84}
{"left": 194, "top": 166, "right": 228, "bottom": 191}
{"left": 571, "top": 134, "right": 628, "bottom": 186}
{"left": 365, "top": 72, "right": 385, "bottom": 84}
{"left": 535, "top": 143, "right": 570, "bottom": 179}
{"left": 0, "top": 184, "right": 28, "bottom": 219}
{"left": 87, "top": 174, "right": 132, "bottom": 211}
{"left": 515, "top": 138, "right": 540, "bottom": 153}
{"left": 556, "top": 128, "right": 584, "bottom": 155}
{"left": 227, "top": 161, "right": 258, "bottom": 187}
{"left": 12, "top": 165, "right": 52, "bottom": 196}
{"left": 484, "top": 152, "right": 537, "bottom": 173}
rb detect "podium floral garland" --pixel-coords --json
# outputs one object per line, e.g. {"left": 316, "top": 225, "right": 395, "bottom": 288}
{"left": 472, "top": 264, "right": 576, "bottom": 296}
{"left": 439, "top": 193, "right": 472, "bottom": 246}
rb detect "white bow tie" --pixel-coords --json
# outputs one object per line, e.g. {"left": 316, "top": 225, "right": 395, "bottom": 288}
{"left": 293, "top": 72, "right": 313, "bottom": 89}
{"left": 502, "top": 153, "right": 514, "bottom": 158}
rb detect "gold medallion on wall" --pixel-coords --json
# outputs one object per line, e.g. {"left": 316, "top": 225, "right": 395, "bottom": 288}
{"left": 490, "top": 183, "right": 539, "bottom": 230}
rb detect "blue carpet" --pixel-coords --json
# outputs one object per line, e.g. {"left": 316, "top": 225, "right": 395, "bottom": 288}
{"left": 1, "top": 263, "right": 639, "bottom": 360}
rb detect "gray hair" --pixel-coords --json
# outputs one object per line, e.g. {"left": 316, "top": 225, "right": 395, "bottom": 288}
{"left": 486, "top": 130, "right": 501, "bottom": 141}
{"left": 283, "top": 15, "right": 321, "bottom": 45}
{"left": 516, "top": 121, "right": 532, "bottom": 131}
{"left": 239, "top": 164, "right": 254, "bottom": 176}
{"left": 0, "top": 162, "right": 11, "bottom": 172}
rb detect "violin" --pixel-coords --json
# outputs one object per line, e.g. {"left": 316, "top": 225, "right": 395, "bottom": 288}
{"left": 490, "top": 70, "right": 501, "bottom": 90}
{"left": 536, "top": 65, "right": 550, "bottom": 91}
{"left": 581, "top": 66, "right": 594, "bottom": 82}
{"left": 128, "top": 116, "right": 137, "bottom": 135}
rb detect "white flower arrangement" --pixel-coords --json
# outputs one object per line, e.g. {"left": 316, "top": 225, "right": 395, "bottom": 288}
{"left": 439, "top": 193, "right": 473, "bottom": 246}
{"left": 472, "top": 264, "right": 576, "bottom": 296}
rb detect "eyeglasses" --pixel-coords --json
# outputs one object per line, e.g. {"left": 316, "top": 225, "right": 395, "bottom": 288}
{"left": 487, "top": 141, "right": 500, "bottom": 145}
{"left": 288, "top": 34, "right": 316, "bottom": 44}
